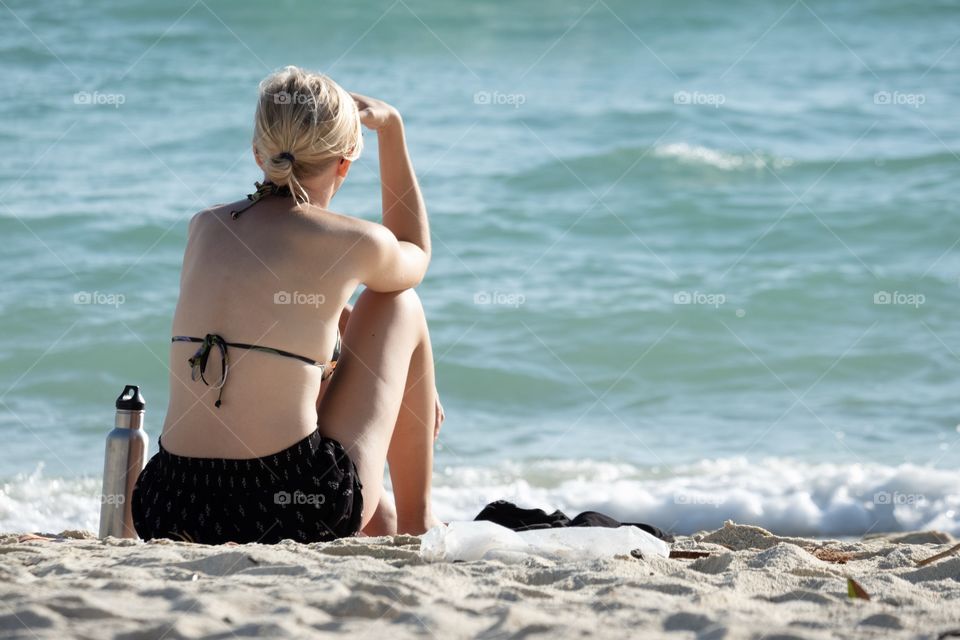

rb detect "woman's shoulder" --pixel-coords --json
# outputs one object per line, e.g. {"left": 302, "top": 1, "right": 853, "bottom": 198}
{"left": 293, "top": 203, "right": 384, "bottom": 238}
{"left": 185, "top": 202, "right": 240, "bottom": 230}
{"left": 292, "top": 206, "right": 398, "bottom": 267}
{"left": 185, "top": 201, "right": 388, "bottom": 251}
{"left": 185, "top": 199, "right": 301, "bottom": 233}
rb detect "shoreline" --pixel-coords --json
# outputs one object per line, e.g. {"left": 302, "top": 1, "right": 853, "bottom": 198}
{"left": 4, "top": 455, "right": 959, "bottom": 540}
{"left": 1, "top": 522, "right": 958, "bottom": 639}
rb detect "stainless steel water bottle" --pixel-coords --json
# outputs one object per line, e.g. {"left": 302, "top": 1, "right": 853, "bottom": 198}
{"left": 98, "top": 385, "right": 148, "bottom": 538}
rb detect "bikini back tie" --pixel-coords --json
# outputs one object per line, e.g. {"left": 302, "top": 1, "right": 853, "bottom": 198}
{"left": 229, "top": 180, "right": 293, "bottom": 219}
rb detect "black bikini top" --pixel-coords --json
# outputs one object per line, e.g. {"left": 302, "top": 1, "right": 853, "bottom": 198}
{"left": 173, "top": 180, "right": 340, "bottom": 408}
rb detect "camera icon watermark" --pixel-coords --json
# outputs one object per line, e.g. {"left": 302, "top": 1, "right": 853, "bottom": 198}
{"left": 873, "top": 290, "right": 924, "bottom": 308}
{"left": 873, "top": 91, "right": 925, "bottom": 108}
{"left": 274, "top": 490, "right": 326, "bottom": 508}
{"left": 674, "top": 90, "right": 725, "bottom": 108}
{"left": 673, "top": 290, "right": 726, "bottom": 308}
{"left": 473, "top": 290, "right": 526, "bottom": 308}
{"left": 74, "top": 291, "right": 125, "bottom": 308}
{"left": 273, "top": 90, "right": 313, "bottom": 106}
{"left": 274, "top": 290, "right": 325, "bottom": 308}
{"left": 73, "top": 91, "right": 125, "bottom": 109}
{"left": 473, "top": 90, "right": 526, "bottom": 109}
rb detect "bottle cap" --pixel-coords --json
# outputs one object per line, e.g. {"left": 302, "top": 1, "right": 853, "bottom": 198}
{"left": 115, "top": 385, "right": 145, "bottom": 411}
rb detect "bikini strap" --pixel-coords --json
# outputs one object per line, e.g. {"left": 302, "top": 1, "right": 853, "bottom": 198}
{"left": 221, "top": 340, "right": 325, "bottom": 368}
{"left": 172, "top": 333, "right": 333, "bottom": 407}
{"left": 229, "top": 180, "right": 293, "bottom": 219}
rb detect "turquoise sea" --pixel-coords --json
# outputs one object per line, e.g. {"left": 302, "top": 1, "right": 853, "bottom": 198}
{"left": 1, "top": 0, "right": 959, "bottom": 536}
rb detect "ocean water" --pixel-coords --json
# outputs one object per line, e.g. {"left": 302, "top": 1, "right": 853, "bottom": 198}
{"left": 1, "top": 0, "right": 959, "bottom": 537}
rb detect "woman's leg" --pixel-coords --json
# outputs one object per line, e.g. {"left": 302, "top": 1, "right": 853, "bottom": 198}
{"left": 316, "top": 288, "right": 437, "bottom": 534}
{"left": 387, "top": 323, "right": 441, "bottom": 533}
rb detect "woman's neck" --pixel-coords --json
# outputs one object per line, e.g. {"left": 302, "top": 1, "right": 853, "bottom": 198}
{"left": 287, "top": 172, "right": 339, "bottom": 210}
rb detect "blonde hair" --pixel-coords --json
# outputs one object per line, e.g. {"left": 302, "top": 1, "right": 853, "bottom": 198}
{"left": 252, "top": 66, "right": 363, "bottom": 206}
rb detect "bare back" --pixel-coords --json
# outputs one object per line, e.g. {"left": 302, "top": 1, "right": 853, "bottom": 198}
{"left": 161, "top": 197, "right": 365, "bottom": 458}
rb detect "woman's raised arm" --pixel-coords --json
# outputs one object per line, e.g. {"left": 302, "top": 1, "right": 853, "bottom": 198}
{"left": 352, "top": 93, "right": 430, "bottom": 271}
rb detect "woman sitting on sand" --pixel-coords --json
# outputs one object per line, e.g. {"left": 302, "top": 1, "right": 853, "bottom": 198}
{"left": 131, "top": 65, "right": 443, "bottom": 544}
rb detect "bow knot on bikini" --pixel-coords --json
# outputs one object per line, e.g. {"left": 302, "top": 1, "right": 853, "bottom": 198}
{"left": 186, "top": 333, "right": 230, "bottom": 407}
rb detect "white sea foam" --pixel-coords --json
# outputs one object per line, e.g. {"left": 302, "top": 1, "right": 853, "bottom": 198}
{"left": 1, "top": 458, "right": 956, "bottom": 537}
{"left": 654, "top": 142, "right": 794, "bottom": 171}
{"left": 429, "top": 457, "right": 959, "bottom": 537}
{"left": 0, "top": 464, "right": 103, "bottom": 534}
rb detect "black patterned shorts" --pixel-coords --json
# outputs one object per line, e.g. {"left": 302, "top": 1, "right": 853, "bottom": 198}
{"left": 131, "top": 429, "right": 364, "bottom": 544}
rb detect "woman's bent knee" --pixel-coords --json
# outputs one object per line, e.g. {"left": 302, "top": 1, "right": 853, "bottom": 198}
{"left": 357, "top": 287, "right": 421, "bottom": 309}
{"left": 354, "top": 288, "right": 425, "bottom": 327}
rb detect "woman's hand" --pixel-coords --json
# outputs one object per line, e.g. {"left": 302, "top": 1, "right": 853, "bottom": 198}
{"left": 350, "top": 92, "right": 400, "bottom": 131}
{"left": 434, "top": 389, "right": 445, "bottom": 442}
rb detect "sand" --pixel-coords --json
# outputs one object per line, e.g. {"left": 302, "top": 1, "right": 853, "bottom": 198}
{"left": 1, "top": 521, "right": 958, "bottom": 639}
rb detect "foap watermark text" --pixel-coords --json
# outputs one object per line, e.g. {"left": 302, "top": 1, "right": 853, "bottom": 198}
{"left": 274, "top": 291, "right": 326, "bottom": 308}
{"left": 474, "top": 290, "right": 525, "bottom": 307}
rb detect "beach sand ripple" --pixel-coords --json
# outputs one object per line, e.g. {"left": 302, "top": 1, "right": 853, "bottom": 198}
{"left": 0, "top": 522, "right": 958, "bottom": 639}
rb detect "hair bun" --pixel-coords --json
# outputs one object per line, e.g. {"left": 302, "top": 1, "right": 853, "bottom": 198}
{"left": 253, "top": 66, "right": 364, "bottom": 208}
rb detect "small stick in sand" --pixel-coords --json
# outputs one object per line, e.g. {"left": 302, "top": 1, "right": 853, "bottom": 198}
{"left": 808, "top": 547, "right": 853, "bottom": 564}
{"left": 17, "top": 534, "right": 54, "bottom": 543}
{"left": 669, "top": 550, "right": 712, "bottom": 559}
{"left": 916, "top": 542, "right": 960, "bottom": 567}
